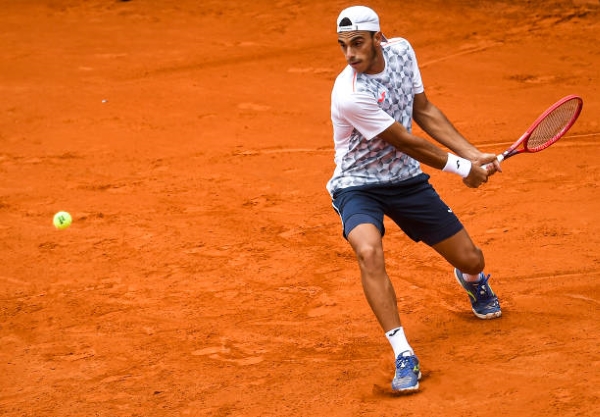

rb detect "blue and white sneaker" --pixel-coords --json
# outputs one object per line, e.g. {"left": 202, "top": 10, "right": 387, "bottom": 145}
{"left": 391, "top": 351, "right": 421, "bottom": 392}
{"left": 454, "top": 269, "right": 502, "bottom": 319}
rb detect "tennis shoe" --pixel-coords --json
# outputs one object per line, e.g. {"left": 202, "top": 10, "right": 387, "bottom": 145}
{"left": 454, "top": 269, "right": 502, "bottom": 319}
{"left": 391, "top": 351, "right": 421, "bottom": 392}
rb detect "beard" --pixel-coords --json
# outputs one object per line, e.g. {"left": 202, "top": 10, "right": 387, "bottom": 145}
{"left": 363, "top": 43, "right": 381, "bottom": 73}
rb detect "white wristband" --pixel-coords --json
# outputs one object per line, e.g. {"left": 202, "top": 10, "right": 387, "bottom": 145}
{"left": 442, "top": 153, "right": 472, "bottom": 178}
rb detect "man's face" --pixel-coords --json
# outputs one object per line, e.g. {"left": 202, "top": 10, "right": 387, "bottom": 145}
{"left": 337, "top": 31, "right": 381, "bottom": 74}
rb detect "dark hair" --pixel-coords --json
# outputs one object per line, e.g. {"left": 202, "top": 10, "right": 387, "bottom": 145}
{"left": 339, "top": 17, "right": 352, "bottom": 27}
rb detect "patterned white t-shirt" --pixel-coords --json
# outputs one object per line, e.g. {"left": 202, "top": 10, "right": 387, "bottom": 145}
{"left": 327, "top": 37, "right": 425, "bottom": 196}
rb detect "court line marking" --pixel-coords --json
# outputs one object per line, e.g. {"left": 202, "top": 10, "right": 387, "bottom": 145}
{"left": 234, "top": 132, "right": 599, "bottom": 155}
{"left": 420, "top": 41, "right": 505, "bottom": 68}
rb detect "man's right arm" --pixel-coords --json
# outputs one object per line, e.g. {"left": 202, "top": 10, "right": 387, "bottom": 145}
{"left": 339, "top": 90, "right": 490, "bottom": 188}
{"left": 377, "top": 122, "right": 490, "bottom": 188}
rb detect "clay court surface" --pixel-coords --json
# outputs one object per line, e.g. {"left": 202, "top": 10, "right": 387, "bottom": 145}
{"left": 1, "top": 0, "right": 599, "bottom": 415}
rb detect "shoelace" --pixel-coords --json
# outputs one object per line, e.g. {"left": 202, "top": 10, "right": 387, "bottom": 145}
{"left": 395, "top": 355, "right": 417, "bottom": 376}
{"left": 474, "top": 275, "right": 501, "bottom": 309}
{"left": 475, "top": 274, "right": 494, "bottom": 299}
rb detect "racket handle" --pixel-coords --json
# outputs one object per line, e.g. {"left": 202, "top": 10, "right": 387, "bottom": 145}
{"left": 483, "top": 154, "right": 504, "bottom": 170}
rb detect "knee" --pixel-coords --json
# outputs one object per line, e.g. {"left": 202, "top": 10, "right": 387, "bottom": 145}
{"left": 354, "top": 244, "right": 385, "bottom": 272}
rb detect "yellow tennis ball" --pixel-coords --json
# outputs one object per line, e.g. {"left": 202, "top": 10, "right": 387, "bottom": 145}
{"left": 53, "top": 211, "right": 72, "bottom": 230}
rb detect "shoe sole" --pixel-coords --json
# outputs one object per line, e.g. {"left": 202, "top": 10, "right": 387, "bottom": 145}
{"left": 473, "top": 309, "right": 502, "bottom": 320}
{"left": 391, "top": 371, "right": 422, "bottom": 393}
{"left": 392, "top": 383, "right": 419, "bottom": 393}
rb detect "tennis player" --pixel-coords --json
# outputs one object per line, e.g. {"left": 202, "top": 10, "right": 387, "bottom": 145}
{"left": 328, "top": 6, "right": 502, "bottom": 393}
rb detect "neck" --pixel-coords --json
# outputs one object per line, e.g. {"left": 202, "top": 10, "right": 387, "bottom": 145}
{"left": 364, "top": 47, "right": 385, "bottom": 74}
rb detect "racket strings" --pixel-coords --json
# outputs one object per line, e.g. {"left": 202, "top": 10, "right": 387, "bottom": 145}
{"left": 527, "top": 99, "right": 581, "bottom": 151}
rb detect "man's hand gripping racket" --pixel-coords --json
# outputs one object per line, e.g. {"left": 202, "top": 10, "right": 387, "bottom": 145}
{"left": 485, "top": 95, "right": 583, "bottom": 170}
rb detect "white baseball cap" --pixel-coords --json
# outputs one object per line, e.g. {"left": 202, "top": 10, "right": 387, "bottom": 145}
{"left": 336, "top": 6, "right": 381, "bottom": 33}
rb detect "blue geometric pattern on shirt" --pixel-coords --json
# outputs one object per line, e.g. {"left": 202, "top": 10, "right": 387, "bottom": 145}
{"left": 334, "top": 40, "right": 422, "bottom": 190}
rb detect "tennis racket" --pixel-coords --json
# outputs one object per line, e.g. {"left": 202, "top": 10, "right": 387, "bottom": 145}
{"left": 488, "top": 94, "right": 583, "bottom": 167}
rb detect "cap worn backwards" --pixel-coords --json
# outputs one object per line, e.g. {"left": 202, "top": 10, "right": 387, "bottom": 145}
{"left": 336, "top": 6, "right": 381, "bottom": 33}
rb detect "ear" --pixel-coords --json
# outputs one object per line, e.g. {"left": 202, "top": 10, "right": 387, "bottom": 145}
{"left": 374, "top": 31, "right": 384, "bottom": 46}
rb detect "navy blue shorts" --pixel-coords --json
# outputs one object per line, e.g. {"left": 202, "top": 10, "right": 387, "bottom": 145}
{"left": 331, "top": 173, "right": 463, "bottom": 246}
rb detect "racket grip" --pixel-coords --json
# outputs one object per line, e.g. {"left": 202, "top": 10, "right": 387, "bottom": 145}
{"left": 483, "top": 154, "right": 504, "bottom": 170}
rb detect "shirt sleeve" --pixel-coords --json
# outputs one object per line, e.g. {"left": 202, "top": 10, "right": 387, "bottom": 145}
{"left": 339, "top": 91, "right": 395, "bottom": 140}
{"left": 409, "top": 45, "right": 424, "bottom": 94}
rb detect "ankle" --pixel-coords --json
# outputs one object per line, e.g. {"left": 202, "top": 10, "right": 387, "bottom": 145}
{"left": 462, "top": 272, "right": 482, "bottom": 283}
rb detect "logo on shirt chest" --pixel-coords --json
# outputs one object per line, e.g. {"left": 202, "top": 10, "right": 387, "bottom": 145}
{"left": 377, "top": 91, "right": 386, "bottom": 103}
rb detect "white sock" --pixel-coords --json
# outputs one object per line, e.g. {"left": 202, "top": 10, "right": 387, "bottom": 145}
{"left": 463, "top": 272, "right": 482, "bottom": 283}
{"left": 385, "top": 327, "right": 413, "bottom": 358}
